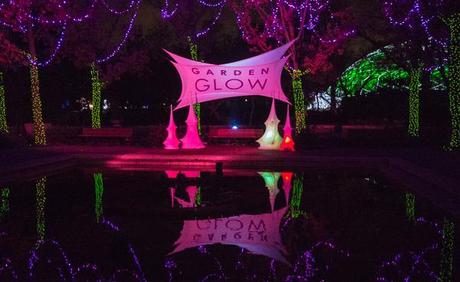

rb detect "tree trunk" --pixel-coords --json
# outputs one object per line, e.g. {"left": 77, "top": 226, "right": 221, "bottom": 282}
{"left": 28, "top": 29, "right": 46, "bottom": 145}
{"left": 188, "top": 37, "right": 201, "bottom": 134}
{"left": 447, "top": 14, "right": 460, "bottom": 150}
{"left": 0, "top": 72, "right": 8, "bottom": 134}
{"left": 330, "top": 81, "right": 338, "bottom": 117}
{"left": 291, "top": 70, "right": 307, "bottom": 134}
{"left": 408, "top": 66, "right": 422, "bottom": 137}
{"left": 90, "top": 64, "right": 102, "bottom": 128}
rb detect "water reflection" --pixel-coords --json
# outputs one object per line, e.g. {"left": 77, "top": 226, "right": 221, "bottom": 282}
{"left": 0, "top": 169, "right": 456, "bottom": 281}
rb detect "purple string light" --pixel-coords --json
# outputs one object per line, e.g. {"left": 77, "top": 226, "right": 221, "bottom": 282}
{"left": 0, "top": 0, "right": 140, "bottom": 67}
{"left": 28, "top": 22, "right": 67, "bottom": 67}
{"left": 161, "top": 0, "right": 178, "bottom": 19}
{"left": 101, "top": 0, "right": 137, "bottom": 15}
{"left": 95, "top": 0, "right": 140, "bottom": 64}
{"left": 160, "top": 0, "right": 227, "bottom": 38}
{"left": 383, "top": 0, "right": 447, "bottom": 49}
{"left": 195, "top": 2, "right": 226, "bottom": 38}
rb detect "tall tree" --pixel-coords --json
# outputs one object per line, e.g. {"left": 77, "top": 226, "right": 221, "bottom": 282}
{"left": 62, "top": 0, "right": 143, "bottom": 128}
{"left": 383, "top": 0, "right": 447, "bottom": 138}
{"left": 230, "top": 0, "right": 355, "bottom": 134}
{"left": 0, "top": 0, "right": 68, "bottom": 144}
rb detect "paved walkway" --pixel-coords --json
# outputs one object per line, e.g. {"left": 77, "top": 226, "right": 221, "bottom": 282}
{"left": 0, "top": 144, "right": 459, "bottom": 216}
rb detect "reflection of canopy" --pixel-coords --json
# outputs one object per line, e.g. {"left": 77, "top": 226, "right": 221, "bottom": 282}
{"left": 170, "top": 207, "right": 289, "bottom": 264}
{"left": 164, "top": 41, "right": 295, "bottom": 110}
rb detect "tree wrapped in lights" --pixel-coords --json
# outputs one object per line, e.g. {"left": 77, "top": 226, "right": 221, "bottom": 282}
{"left": 0, "top": 0, "right": 71, "bottom": 144}
{"left": 0, "top": 0, "right": 142, "bottom": 139}
{"left": 443, "top": 14, "right": 460, "bottom": 149}
{"left": 0, "top": 72, "right": 7, "bottom": 134}
{"left": 93, "top": 173, "right": 104, "bottom": 223}
{"left": 36, "top": 176, "right": 47, "bottom": 243}
{"left": 90, "top": 64, "right": 103, "bottom": 128}
{"left": 230, "top": 1, "right": 356, "bottom": 134}
{"left": 0, "top": 187, "right": 9, "bottom": 220}
{"left": 188, "top": 36, "right": 202, "bottom": 134}
{"left": 63, "top": 0, "right": 145, "bottom": 128}
{"left": 383, "top": 0, "right": 449, "bottom": 138}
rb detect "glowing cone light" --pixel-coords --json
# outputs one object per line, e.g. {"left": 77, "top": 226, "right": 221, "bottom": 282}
{"left": 181, "top": 104, "right": 205, "bottom": 149}
{"left": 163, "top": 105, "right": 180, "bottom": 149}
{"left": 186, "top": 186, "right": 198, "bottom": 208}
{"left": 170, "top": 187, "right": 176, "bottom": 208}
{"left": 281, "top": 172, "right": 293, "bottom": 204}
{"left": 257, "top": 99, "right": 282, "bottom": 150}
{"left": 280, "top": 105, "right": 295, "bottom": 151}
{"left": 259, "top": 172, "right": 280, "bottom": 212}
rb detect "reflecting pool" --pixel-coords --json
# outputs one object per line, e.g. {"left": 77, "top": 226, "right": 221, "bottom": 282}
{"left": 0, "top": 168, "right": 457, "bottom": 281}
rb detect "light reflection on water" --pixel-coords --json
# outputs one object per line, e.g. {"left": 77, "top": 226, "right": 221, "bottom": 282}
{"left": 0, "top": 169, "right": 455, "bottom": 281}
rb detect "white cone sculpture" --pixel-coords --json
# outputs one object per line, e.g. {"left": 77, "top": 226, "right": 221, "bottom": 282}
{"left": 259, "top": 172, "right": 280, "bottom": 212}
{"left": 163, "top": 105, "right": 180, "bottom": 149}
{"left": 181, "top": 104, "right": 205, "bottom": 149}
{"left": 257, "top": 99, "right": 282, "bottom": 150}
{"left": 280, "top": 105, "right": 295, "bottom": 151}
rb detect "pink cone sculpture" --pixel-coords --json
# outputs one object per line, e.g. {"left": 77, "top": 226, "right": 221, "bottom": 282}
{"left": 280, "top": 105, "right": 295, "bottom": 151}
{"left": 257, "top": 99, "right": 282, "bottom": 150}
{"left": 181, "top": 104, "right": 205, "bottom": 149}
{"left": 163, "top": 105, "right": 180, "bottom": 150}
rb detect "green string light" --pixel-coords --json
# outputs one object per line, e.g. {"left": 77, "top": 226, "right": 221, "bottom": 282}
{"left": 0, "top": 187, "right": 9, "bottom": 220}
{"left": 291, "top": 70, "right": 307, "bottom": 134}
{"left": 289, "top": 173, "right": 305, "bottom": 218}
{"left": 30, "top": 59, "right": 46, "bottom": 145}
{"left": 90, "top": 64, "right": 103, "bottom": 129}
{"left": 35, "top": 177, "right": 46, "bottom": 243}
{"left": 440, "top": 218, "right": 455, "bottom": 282}
{"left": 446, "top": 14, "right": 460, "bottom": 150}
{"left": 93, "top": 172, "right": 104, "bottom": 223}
{"left": 188, "top": 37, "right": 201, "bottom": 134}
{"left": 408, "top": 66, "right": 422, "bottom": 137}
{"left": 404, "top": 192, "right": 415, "bottom": 222}
{"left": 0, "top": 72, "right": 8, "bottom": 134}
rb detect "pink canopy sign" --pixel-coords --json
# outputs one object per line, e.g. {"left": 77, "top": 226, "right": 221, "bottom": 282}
{"left": 165, "top": 41, "right": 294, "bottom": 110}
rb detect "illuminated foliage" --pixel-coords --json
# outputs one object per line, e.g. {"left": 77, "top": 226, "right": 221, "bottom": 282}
{"left": 36, "top": 177, "right": 46, "bottom": 242}
{"left": 445, "top": 14, "right": 460, "bottom": 150}
{"left": 30, "top": 60, "right": 46, "bottom": 145}
{"left": 404, "top": 192, "right": 415, "bottom": 223}
{"left": 188, "top": 37, "right": 201, "bottom": 134}
{"left": 91, "top": 64, "right": 103, "bottom": 129}
{"left": 93, "top": 173, "right": 104, "bottom": 223}
{"left": 0, "top": 187, "right": 9, "bottom": 220}
{"left": 440, "top": 219, "right": 454, "bottom": 282}
{"left": 408, "top": 67, "right": 422, "bottom": 137}
{"left": 0, "top": 72, "right": 8, "bottom": 134}
{"left": 289, "top": 174, "right": 305, "bottom": 218}
{"left": 337, "top": 48, "right": 409, "bottom": 97}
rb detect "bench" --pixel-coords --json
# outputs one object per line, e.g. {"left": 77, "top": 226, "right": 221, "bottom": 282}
{"left": 79, "top": 127, "right": 133, "bottom": 144}
{"left": 207, "top": 127, "right": 263, "bottom": 143}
